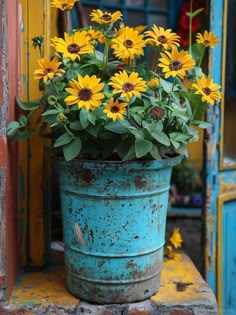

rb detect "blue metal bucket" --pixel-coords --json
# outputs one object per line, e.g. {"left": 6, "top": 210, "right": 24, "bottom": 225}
{"left": 56, "top": 155, "right": 182, "bottom": 304}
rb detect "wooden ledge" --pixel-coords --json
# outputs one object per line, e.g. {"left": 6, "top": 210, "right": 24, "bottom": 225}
{"left": 1, "top": 252, "right": 218, "bottom": 314}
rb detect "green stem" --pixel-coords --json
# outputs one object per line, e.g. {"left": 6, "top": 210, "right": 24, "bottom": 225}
{"left": 103, "top": 36, "right": 111, "bottom": 75}
{"left": 50, "top": 80, "right": 60, "bottom": 97}
{"left": 64, "top": 124, "right": 74, "bottom": 137}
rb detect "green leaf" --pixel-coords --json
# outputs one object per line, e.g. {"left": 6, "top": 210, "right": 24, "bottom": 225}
{"left": 169, "top": 132, "right": 190, "bottom": 142}
{"left": 178, "top": 144, "right": 188, "bottom": 157}
{"left": 16, "top": 97, "right": 39, "bottom": 111}
{"left": 70, "top": 121, "right": 82, "bottom": 130}
{"left": 41, "top": 109, "right": 59, "bottom": 116}
{"left": 54, "top": 133, "right": 74, "bottom": 147}
{"left": 86, "top": 124, "right": 99, "bottom": 137}
{"left": 19, "top": 115, "right": 28, "bottom": 126}
{"left": 63, "top": 137, "right": 81, "bottom": 161}
{"left": 135, "top": 138, "right": 153, "bottom": 158}
{"left": 10, "top": 129, "right": 35, "bottom": 141}
{"left": 170, "top": 139, "right": 180, "bottom": 149}
{"left": 151, "top": 131, "right": 170, "bottom": 146}
{"left": 150, "top": 145, "right": 161, "bottom": 160}
{"left": 192, "top": 120, "right": 210, "bottom": 128}
{"left": 80, "top": 109, "right": 90, "bottom": 129}
{"left": 186, "top": 8, "right": 204, "bottom": 18}
{"left": 6, "top": 121, "right": 21, "bottom": 135}
{"left": 88, "top": 111, "right": 96, "bottom": 125}
{"left": 128, "top": 127, "right": 144, "bottom": 138}
{"left": 122, "top": 145, "right": 136, "bottom": 161}
{"left": 160, "top": 78, "right": 174, "bottom": 93}
{"left": 104, "top": 120, "right": 128, "bottom": 134}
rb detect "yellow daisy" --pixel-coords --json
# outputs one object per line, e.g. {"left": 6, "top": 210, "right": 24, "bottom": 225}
{"left": 109, "top": 70, "right": 146, "bottom": 101}
{"left": 65, "top": 75, "right": 104, "bottom": 110}
{"left": 85, "top": 29, "right": 104, "bottom": 43}
{"left": 111, "top": 26, "right": 145, "bottom": 61}
{"left": 51, "top": 0, "right": 79, "bottom": 11}
{"left": 192, "top": 73, "right": 222, "bottom": 106}
{"left": 103, "top": 98, "right": 128, "bottom": 121}
{"left": 169, "top": 228, "right": 183, "bottom": 249}
{"left": 158, "top": 49, "right": 195, "bottom": 79}
{"left": 33, "top": 57, "right": 65, "bottom": 83}
{"left": 51, "top": 31, "right": 94, "bottom": 61}
{"left": 90, "top": 9, "right": 122, "bottom": 25}
{"left": 196, "top": 31, "right": 220, "bottom": 48}
{"left": 148, "top": 77, "right": 159, "bottom": 89}
{"left": 166, "top": 245, "right": 181, "bottom": 260}
{"left": 145, "top": 25, "right": 180, "bottom": 50}
{"left": 134, "top": 25, "right": 147, "bottom": 34}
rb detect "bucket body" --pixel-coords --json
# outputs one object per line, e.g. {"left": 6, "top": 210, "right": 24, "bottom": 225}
{"left": 56, "top": 156, "right": 182, "bottom": 304}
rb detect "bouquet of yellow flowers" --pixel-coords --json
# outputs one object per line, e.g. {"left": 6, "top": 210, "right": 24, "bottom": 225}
{"left": 7, "top": 0, "right": 222, "bottom": 161}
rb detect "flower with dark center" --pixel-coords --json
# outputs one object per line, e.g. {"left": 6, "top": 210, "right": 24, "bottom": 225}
{"left": 145, "top": 25, "right": 180, "bottom": 50}
{"left": 158, "top": 49, "right": 195, "bottom": 79}
{"left": 196, "top": 31, "right": 220, "bottom": 48}
{"left": 65, "top": 74, "right": 104, "bottom": 110}
{"left": 33, "top": 57, "right": 65, "bottom": 83}
{"left": 111, "top": 26, "right": 145, "bottom": 62}
{"left": 90, "top": 9, "right": 122, "bottom": 25}
{"left": 51, "top": 31, "right": 94, "bottom": 61}
{"left": 192, "top": 73, "right": 222, "bottom": 106}
{"left": 103, "top": 97, "right": 128, "bottom": 121}
{"left": 109, "top": 70, "right": 146, "bottom": 101}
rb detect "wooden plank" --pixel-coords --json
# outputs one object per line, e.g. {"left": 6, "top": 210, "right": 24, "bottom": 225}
{"left": 20, "top": 0, "right": 53, "bottom": 267}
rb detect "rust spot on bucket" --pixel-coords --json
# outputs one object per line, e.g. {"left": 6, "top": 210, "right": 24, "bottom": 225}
{"left": 134, "top": 175, "right": 146, "bottom": 189}
{"left": 81, "top": 169, "right": 94, "bottom": 183}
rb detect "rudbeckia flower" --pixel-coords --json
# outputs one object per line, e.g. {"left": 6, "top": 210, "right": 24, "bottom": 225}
{"left": 196, "top": 31, "right": 220, "bottom": 48}
{"left": 51, "top": 0, "right": 79, "bottom": 11}
{"left": 145, "top": 25, "right": 180, "bottom": 50}
{"left": 192, "top": 73, "right": 222, "bottom": 105}
{"left": 65, "top": 75, "right": 104, "bottom": 110}
{"left": 90, "top": 9, "right": 122, "bottom": 25}
{"left": 33, "top": 57, "right": 65, "bottom": 83}
{"left": 109, "top": 70, "right": 146, "bottom": 101}
{"left": 103, "top": 98, "right": 128, "bottom": 121}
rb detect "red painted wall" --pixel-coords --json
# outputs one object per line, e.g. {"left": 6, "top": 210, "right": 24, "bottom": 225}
{"left": 1, "top": 0, "right": 21, "bottom": 299}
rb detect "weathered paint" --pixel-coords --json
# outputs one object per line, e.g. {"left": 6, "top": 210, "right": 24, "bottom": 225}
{"left": 6, "top": 253, "right": 217, "bottom": 314}
{"left": 9, "top": 267, "right": 79, "bottom": 311}
{"left": 19, "top": 0, "right": 56, "bottom": 267}
{"left": 0, "top": 0, "right": 21, "bottom": 300}
{"left": 56, "top": 156, "right": 182, "bottom": 304}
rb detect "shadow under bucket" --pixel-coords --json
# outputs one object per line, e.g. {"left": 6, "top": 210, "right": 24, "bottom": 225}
{"left": 55, "top": 155, "right": 182, "bottom": 304}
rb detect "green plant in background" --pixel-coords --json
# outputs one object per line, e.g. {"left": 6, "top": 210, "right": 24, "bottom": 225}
{"left": 7, "top": 0, "right": 222, "bottom": 161}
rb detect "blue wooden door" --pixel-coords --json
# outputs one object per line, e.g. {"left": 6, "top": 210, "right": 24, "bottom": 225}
{"left": 205, "top": 0, "right": 236, "bottom": 313}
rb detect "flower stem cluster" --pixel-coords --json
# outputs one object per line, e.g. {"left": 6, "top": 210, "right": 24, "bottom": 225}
{"left": 7, "top": 0, "right": 222, "bottom": 162}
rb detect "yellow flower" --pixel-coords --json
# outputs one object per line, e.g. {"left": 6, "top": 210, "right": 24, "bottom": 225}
{"left": 65, "top": 75, "right": 104, "bottom": 110}
{"left": 169, "top": 228, "right": 183, "bottom": 249}
{"left": 145, "top": 25, "right": 180, "bottom": 50}
{"left": 148, "top": 77, "right": 159, "bottom": 88}
{"left": 166, "top": 245, "right": 181, "bottom": 260}
{"left": 111, "top": 26, "right": 145, "bottom": 61}
{"left": 51, "top": 31, "right": 94, "bottom": 61}
{"left": 103, "top": 98, "right": 128, "bottom": 121}
{"left": 33, "top": 57, "right": 65, "bottom": 83}
{"left": 134, "top": 25, "right": 147, "bottom": 34}
{"left": 192, "top": 73, "right": 222, "bottom": 106}
{"left": 90, "top": 9, "right": 122, "bottom": 25}
{"left": 51, "top": 0, "right": 79, "bottom": 11}
{"left": 196, "top": 31, "right": 220, "bottom": 48}
{"left": 85, "top": 29, "right": 104, "bottom": 43}
{"left": 158, "top": 49, "right": 195, "bottom": 79}
{"left": 109, "top": 70, "right": 146, "bottom": 101}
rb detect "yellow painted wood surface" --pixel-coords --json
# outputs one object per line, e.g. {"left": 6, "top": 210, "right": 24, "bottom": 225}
{"left": 19, "top": 0, "right": 57, "bottom": 267}
{"left": 8, "top": 253, "right": 215, "bottom": 312}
